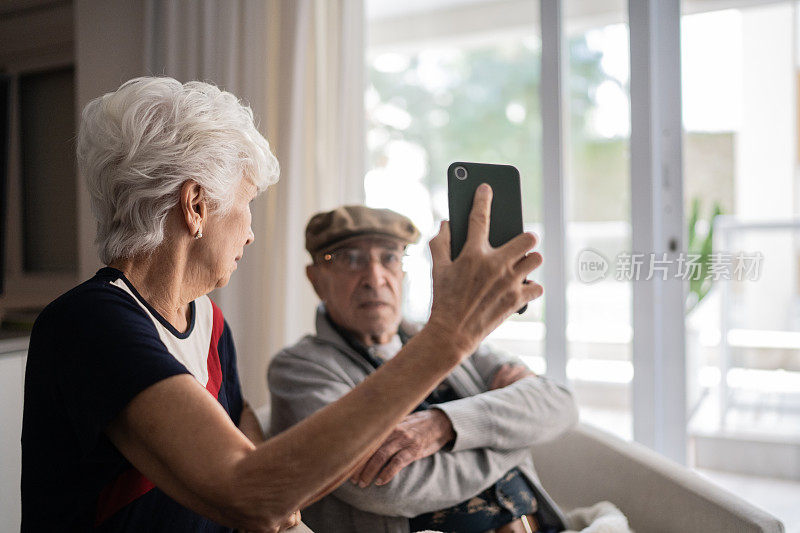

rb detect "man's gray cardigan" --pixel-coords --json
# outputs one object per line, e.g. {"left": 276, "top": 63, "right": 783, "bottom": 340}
{"left": 268, "top": 306, "right": 579, "bottom": 533}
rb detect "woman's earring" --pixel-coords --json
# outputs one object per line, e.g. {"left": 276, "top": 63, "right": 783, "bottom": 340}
{"left": 194, "top": 227, "right": 203, "bottom": 239}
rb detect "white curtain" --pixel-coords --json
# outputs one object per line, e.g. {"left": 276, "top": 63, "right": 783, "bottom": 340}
{"left": 144, "top": 0, "right": 365, "bottom": 407}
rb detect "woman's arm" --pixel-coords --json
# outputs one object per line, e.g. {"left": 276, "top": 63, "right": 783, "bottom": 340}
{"left": 107, "top": 328, "right": 466, "bottom": 530}
{"left": 106, "top": 185, "right": 544, "bottom": 532}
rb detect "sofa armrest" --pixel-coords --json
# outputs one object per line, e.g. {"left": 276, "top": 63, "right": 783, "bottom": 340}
{"left": 531, "top": 423, "right": 784, "bottom": 533}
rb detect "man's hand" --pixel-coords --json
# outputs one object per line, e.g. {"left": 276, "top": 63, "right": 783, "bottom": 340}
{"left": 244, "top": 510, "right": 302, "bottom": 533}
{"left": 490, "top": 363, "right": 536, "bottom": 390}
{"left": 426, "top": 184, "right": 543, "bottom": 361}
{"left": 280, "top": 510, "right": 302, "bottom": 531}
{"left": 238, "top": 401, "right": 266, "bottom": 444}
{"left": 350, "top": 409, "right": 455, "bottom": 487}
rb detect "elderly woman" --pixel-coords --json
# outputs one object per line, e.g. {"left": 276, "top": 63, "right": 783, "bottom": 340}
{"left": 21, "top": 77, "right": 544, "bottom": 532}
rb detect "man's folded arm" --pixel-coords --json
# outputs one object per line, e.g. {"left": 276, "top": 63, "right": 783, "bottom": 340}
{"left": 332, "top": 447, "right": 533, "bottom": 517}
{"left": 434, "top": 377, "right": 578, "bottom": 452}
{"left": 268, "top": 351, "right": 533, "bottom": 517}
{"left": 433, "top": 344, "right": 579, "bottom": 453}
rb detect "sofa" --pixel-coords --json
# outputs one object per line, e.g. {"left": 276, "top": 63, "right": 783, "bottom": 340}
{"left": 256, "top": 405, "right": 784, "bottom": 533}
{"left": 530, "top": 423, "right": 784, "bottom": 532}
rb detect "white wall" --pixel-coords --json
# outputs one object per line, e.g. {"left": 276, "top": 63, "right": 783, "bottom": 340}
{"left": 75, "top": 0, "right": 148, "bottom": 279}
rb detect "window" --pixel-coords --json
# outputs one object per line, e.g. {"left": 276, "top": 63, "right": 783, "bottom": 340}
{"left": 365, "top": 0, "right": 636, "bottom": 437}
{"left": 365, "top": 0, "right": 546, "bottom": 371}
{"left": 366, "top": 0, "right": 800, "bottom": 470}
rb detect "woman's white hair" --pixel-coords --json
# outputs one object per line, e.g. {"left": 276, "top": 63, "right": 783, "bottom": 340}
{"left": 77, "top": 76, "right": 280, "bottom": 265}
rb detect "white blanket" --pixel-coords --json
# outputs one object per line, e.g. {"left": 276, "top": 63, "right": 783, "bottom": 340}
{"left": 564, "top": 501, "right": 632, "bottom": 533}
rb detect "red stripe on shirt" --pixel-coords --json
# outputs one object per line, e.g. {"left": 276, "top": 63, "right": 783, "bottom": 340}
{"left": 94, "top": 467, "right": 155, "bottom": 526}
{"left": 206, "top": 300, "right": 224, "bottom": 399}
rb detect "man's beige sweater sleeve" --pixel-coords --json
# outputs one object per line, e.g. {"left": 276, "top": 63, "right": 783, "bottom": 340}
{"left": 434, "top": 344, "right": 578, "bottom": 453}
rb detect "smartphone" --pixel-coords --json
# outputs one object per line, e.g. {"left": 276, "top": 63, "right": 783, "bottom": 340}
{"left": 447, "top": 162, "right": 528, "bottom": 314}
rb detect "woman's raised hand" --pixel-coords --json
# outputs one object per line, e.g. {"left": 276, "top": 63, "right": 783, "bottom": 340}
{"left": 427, "top": 184, "right": 543, "bottom": 359}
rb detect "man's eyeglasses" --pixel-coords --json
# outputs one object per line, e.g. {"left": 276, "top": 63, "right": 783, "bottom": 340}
{"left": 320, "top": 248, "right": 404, "bottom": 273}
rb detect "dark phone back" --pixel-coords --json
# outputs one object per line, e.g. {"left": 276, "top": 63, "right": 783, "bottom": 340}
{"left": 448, "top": 162, "right": 524, "bottom": 260}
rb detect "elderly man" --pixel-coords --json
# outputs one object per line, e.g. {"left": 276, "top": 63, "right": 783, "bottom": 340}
{"left": 269, "top": 206, "right": 578, "bottom": 533}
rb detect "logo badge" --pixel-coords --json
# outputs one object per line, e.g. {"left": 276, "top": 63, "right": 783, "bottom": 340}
{"left": 577, "top": 249, "right": 609, "bottom": 283}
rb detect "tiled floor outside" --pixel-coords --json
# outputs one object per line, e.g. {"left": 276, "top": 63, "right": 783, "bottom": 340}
{"left": 579, "top": 407, "right": 799, "bottom": 532}
{"left": 697, "top": 469, "right": 800, "bottom": 533}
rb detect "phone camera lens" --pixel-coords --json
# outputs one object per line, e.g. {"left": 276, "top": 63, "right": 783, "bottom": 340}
{"left": 455, "top": 166, "right": 468, "bottom": 180}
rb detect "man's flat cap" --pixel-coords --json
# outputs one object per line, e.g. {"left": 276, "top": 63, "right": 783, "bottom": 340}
{"left": 305, "top": 205, "right": 420, "bottom": 255}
